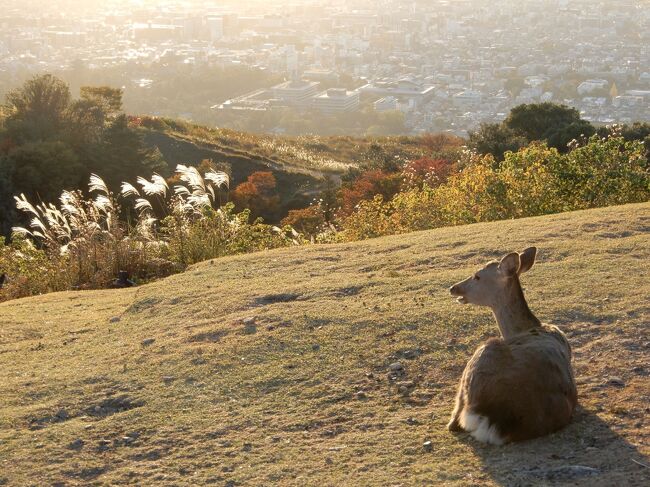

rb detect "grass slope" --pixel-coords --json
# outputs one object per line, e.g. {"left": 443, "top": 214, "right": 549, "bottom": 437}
{"left": 1, "top": 203, "right": 649, "bottom": 486}
{"left": 142, "top": 123, "right": 428, "bottom": 176}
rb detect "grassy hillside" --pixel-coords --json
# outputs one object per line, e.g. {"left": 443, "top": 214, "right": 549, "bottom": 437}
{"left": 140, "top": 120, "right": 428, "bottom": 177}
{"left": 1, "top": 203, "right": 649, "bottom": 486}
{"left": 139, "top": 123, "right": 430, "bottom": 219}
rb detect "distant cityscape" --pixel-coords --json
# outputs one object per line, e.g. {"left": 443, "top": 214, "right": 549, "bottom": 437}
{"left": 1, "top": 0, "right": 648, "bottom": 136}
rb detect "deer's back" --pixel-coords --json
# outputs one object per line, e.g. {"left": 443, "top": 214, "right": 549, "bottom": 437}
{"left": 465, "top": 324, "right": 577, "bottom": 442}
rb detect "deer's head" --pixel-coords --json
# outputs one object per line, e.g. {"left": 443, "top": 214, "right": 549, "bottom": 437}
{"left": 449, "top": 247, "right": 537, "bottom": 307}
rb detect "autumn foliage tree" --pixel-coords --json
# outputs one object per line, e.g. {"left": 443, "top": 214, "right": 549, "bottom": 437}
{"left": 402, "top": 157, "right": 454, "bottom": 189}
{"left": 231, "top": 171, "right": 280, "bottom": 221}
{"left": 339, "top": 169, "right": 402, "bottom": 216}
{"left": 281, "top": 206, "right": 326, "bottom": 236}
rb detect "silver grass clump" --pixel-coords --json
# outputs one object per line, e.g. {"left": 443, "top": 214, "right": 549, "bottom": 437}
{"left": 137, "top": 174, "right": 168, "bottom": 197}
{"left": 12, "top": 175, "right": 119, "bottom": 255}
{"left": 122, "top": 164, "right": 230, "bottom": 218}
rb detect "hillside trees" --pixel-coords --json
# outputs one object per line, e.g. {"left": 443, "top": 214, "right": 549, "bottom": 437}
{"left": 470, "top": 103, "right": 596, "bottom": 160}
{"left": 0, "top": 74, "right": 166, "bottom": 236}
{"left": 231, "top": 171, "right": 281, "bottom": 222}
{"left": 341, "top": 135, "right": 649, "bottom": 240}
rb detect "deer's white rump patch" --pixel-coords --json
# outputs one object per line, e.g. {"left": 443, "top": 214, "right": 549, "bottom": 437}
{"left": 460, "top": 410, "right": 504, "bottom": 445}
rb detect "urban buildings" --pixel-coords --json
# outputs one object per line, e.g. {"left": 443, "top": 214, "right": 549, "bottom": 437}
{"left": 1, "top": 0, "right": 648, "bottom": 135}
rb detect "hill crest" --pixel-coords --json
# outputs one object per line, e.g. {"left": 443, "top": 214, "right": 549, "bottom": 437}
{"left": 1, "top": 203, "right": 649, "bottom": 485}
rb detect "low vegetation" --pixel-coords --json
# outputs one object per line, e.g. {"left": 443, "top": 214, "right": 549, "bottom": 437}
{"left": 0, "top": 167, "right": 298, "bottom": 301}
{"left": 339, "top": 134, "right": 649, "bottom": 240}
{"left": 1, "top": 203, "right": 648, "bottom": 485}
{"left": 1, "top": 75, "right": 648, "bottom": 304}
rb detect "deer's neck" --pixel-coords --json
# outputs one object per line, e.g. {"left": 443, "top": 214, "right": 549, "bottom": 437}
{"left": 491, "top": 277, "right": 541, "bottom": 339}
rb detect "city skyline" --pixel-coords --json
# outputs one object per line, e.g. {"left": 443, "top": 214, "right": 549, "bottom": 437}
{"left": 1, "top": 0, "right": 648, "bottom": 136}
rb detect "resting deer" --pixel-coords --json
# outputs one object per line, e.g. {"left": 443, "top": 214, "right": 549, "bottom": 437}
{"left": 447, "top": 247, "right": 577, "bottom": 445}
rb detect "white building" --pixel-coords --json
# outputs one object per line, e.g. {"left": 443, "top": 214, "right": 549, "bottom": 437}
{"left": 577, "top": 79, "right": 609, "bottom": 96}
{"left": 271, "top": 80, "right": 320, "bottom": 108}
{"left": 452, "top": 90, "right": 482, "bottom": 108}
{"left": 313, "top": 88, "right": 360, "bottom": 114}
{"left": 374, "top": 96, "right": 398, "bottom": 112}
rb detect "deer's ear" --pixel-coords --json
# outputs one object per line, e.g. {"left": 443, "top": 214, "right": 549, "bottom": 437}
{"left": 518, "top": 247, "right": 537, "bottom": 274}
{"left": 499, "top": 252, "right": 520, "bottom": 277}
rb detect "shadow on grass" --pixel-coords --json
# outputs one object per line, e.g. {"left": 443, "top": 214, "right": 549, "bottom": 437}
{"left": 456, "top": 406, "right": 650, "bottom": 486}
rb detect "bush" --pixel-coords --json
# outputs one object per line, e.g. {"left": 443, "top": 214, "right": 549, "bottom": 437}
{"left": 281, "top": 206, "right": 326, "bottom": 236}
{"left": 340, "top": 136, "right": 649, "bottom": 240}
{"left": 339, "top": 170, "right": 402, "bottom": 216}
{"left": 1, "top": 165, "right": 297, "bottom": 302}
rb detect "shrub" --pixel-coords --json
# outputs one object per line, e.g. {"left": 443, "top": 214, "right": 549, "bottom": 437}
{"left": 340, "top": 135, "right": 649, "bottom": 240}
{"left": 281, "top": 206, "right": 326, "bottom": 236}
{"left": 231, "top": 171, "right": 281, "bottom": 221}
{"left": 339, "top": 170, "right": 402, "bottom": 216}
{"left": 402, "top": 157, "right": 454, "bottom": 189}
{"left": 2, "top": 165, "right": 298, "bottom": 302}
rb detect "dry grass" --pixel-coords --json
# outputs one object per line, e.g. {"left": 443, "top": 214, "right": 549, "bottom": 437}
{"left": 0, "top": 202, "right": 648, "bottom": 486}
{"left": 153, "top": 123, "right": 428, "bottom": 176}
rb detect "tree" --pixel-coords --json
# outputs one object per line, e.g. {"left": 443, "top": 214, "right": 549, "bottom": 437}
{"left": 4, "top": 74, "right": 71, "bottom": 143}
{"left": 469, "top": 123, "right": 527, "bottom": 161}
{"left": 1, "top": 141, "right": 83, "bottom": 213}
{"left": 420, "top": 132, "right": 464, "bottom": 154}
{"left": 80, "top": 86, "right": 123, "bottom": 115}
{"left": 504, "top": 103, "right": 595, "bottom": 152}
{"left": 340, "top": 170, "right": 402, "bottom": 215}
{"left": 402, "top": 157, "right": 454, "bottom": 188}
{"left": 231, "top": 171, "right": 281, "bottom": 221}
{"left": 0, "top": 75, "right": 169, "bottom": 237}
{"left": 98, "top": 114, "right": 167, "bottom": 190}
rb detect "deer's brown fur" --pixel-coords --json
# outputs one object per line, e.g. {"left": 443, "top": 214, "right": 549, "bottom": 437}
{"left": 447, "top": 247, "right": 577, "bottom": 444}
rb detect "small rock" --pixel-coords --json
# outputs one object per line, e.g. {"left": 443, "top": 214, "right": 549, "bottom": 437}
{"left": 356, "top": 391, "right": 368, "bottom": 400}
{"left": 242, "top": 443, "right": 253, "bottom": 452}
{"left": 365, "top": 372, "right": 374, "bottom": 379}
{"left": 141, "top": 338, "right": 155, "bottom": 347}
{"left": 388, "top": 362, "right": 404, "bottom": 372}
{"left": 55, "top": 409, "right": 69, "bottom": 420}
{"left": 109, "top": 316, "right": 120, "bottom": 323}
{"left": 68, "top": 439, "right": 84, "bottom": 450}
{"left": 312, "top": 344, "right": 321, "bottom": 351}
{"left": 242, "top": 317, "right": 256, "bottom": 325}
{"left": 270, "top": 436, "right": 282, "bottom": 443}
{"left": 397, "top": 381, "right": 416, "bottom": 395}
{"left": 162, "top": 376, "right": 176, "bottom": 384}
{"left": 423, "top": 440, "right": 433, "bottom": 452}
{"left": 405, "top": 417, "right": 420, "bottom": 426}
{"left": 401, "top": 349, "right": 421, "bottom": 360}
{"left": 121, "top": 436, "right": 135, "bottom": 444}
{"left": 606, "top": 377, "right": 625, "bottom": 387}
{"left": 325, "top": 457, "right": 333, "bottom": 465}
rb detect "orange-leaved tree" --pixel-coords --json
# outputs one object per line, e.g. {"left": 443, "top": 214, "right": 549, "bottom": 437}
{"left": 231, "top": 171, "right": 280, "bottom": 221}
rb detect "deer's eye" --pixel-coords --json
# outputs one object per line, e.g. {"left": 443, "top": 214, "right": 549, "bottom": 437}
{"left": 474, "top": 275, "right": 480, "bottom": 281}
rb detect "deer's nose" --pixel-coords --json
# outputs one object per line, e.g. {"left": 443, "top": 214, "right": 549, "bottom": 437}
{"left": 449, "top": 285, "right": 459, "bottom": 295}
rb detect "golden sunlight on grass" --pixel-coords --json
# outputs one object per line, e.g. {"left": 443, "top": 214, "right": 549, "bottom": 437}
{"left": 1, "top": 202, "right": 648, "bottom": 485}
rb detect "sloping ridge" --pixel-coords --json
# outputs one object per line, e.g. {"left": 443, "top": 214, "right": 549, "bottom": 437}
{"left": 143, "top": 130, "right": 332, "bottom": 204}
{"left": 1, "top": 203, "right": 649, "bottom": 486}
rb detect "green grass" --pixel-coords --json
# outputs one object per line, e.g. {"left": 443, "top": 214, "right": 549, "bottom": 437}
{"left": 1, "top": 203, "right": 649, "bottom": 486}
{"left": 146, "top": 121, "right": 429, "bottom": 176}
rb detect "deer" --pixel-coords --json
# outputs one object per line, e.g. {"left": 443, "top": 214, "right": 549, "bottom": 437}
{"left": 447, "top": 247, "right": 577, "bottom": 445}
